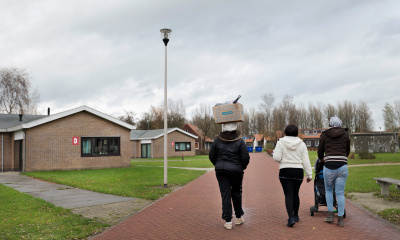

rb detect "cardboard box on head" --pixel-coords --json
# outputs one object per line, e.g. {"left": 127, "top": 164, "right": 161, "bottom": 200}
{"left": 213, "top": 103, "right": 244, "bottom": 124}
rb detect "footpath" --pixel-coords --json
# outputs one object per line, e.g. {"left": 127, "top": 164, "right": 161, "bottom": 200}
{"left": 93, "top": 153, "right": 400, "bottom": 240}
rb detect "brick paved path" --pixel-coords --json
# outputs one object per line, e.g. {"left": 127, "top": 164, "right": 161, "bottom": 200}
{"left": 93, "top": 153, "right": 400, "bottom": 240}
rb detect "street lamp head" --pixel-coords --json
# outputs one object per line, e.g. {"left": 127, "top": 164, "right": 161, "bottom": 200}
{"left": 160, "top": 28, "right": 172, "bottom": 46}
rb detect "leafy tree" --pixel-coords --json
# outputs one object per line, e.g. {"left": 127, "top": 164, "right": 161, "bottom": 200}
{"left": 382, "top": 102, "right": 397, "bottom": 132}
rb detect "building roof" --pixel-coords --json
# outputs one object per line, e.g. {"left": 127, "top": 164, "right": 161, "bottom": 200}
{"left": 245, "top": 138, "right": 254, "bottom": 143}
{"left": 130, "top": 128, "right": 198, "bottom": 140}
{"left": 302, "top": 133, "right": 321, "bottom": 139}
{"left": 0, "top": 106, "right": 136, "bottom": 132}
{"left": 254, "top": 134, "right": 264, "bottom": 141}
{"left": 0, "top": 114, "right": 47, "bottom": 129}
{"left": 183, "top": 123, "right": 204, "bottom": 137}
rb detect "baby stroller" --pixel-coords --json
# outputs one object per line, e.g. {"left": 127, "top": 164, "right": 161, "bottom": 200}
{"left": 309, "top": 158, "right": 346, "bottom": 218}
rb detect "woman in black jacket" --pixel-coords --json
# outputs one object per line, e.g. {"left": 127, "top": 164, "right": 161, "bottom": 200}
{"left": 209, "top": 122, "right": 250, "bottom": 230}
{"left": 318, "top": 116, "right": 350, "bottom": 227}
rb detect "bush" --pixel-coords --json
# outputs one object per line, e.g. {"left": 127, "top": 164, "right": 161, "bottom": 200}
{"left": 264, "top": 143, "right": 274, "bottom": 150}
{"left": 195, "top": 149, "right": 210, "bottom": 155}
{"left": 358, "top": 151, "right": 376, "bottom": 159}
{"left": 349, "top": 152, "right": 355, "bottom": 159}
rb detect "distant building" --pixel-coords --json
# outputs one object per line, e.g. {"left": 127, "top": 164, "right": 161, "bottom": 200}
{"left": 350, "top": 131, "right": 399, "bottom": 153}
{"left": 130, "top": 128, "right": 198, "bottom": 158}
{"left": 299, "top": 128, "right": 327, "bottom": 149}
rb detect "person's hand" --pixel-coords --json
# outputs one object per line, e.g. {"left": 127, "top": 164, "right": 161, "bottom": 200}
{"left": 306, "top": 177, "right": 312, "bottom": 183}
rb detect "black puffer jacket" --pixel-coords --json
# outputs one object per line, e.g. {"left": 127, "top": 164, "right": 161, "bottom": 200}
{"left": 209, "top": 131, "right": 250, "bottom": 172}
{"left": 318, "top": 127, "right": 350, "bottom": 161}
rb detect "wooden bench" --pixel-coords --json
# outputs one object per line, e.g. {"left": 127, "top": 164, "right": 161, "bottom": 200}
{"left": 373, "top": 178, "right": 400, "bottom": 196}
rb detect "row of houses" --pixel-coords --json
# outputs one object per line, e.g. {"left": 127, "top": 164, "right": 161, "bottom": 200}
{"left": 1, "top": 106, "right": 398, "bottom": 173}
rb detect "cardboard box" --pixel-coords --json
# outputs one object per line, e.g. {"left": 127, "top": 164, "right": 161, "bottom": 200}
{"left": 213, "top": 103, "right": 244, "bottom": 124}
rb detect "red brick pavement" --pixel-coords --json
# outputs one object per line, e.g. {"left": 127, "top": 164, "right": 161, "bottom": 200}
{"left": 93, "top": 153, "right": 400, "bottom": 240}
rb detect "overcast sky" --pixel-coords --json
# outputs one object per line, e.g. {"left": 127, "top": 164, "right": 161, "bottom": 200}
{"left": 1, "top": 0, "right": 399, "bottom": 130}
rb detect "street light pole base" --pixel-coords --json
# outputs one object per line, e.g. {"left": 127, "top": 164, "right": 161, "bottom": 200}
{"left": 164, "top": 184, "right": 168, "bottom": 188}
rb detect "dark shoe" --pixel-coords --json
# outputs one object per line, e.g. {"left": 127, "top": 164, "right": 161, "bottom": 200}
{"left": 337, "top": 216, "right": 344, "bottom": 227}
{"left": 287, "top": 217, "right": 295, "bottom": 227}
{"left": 294, "top": 216, "right": 299, "bottom": 222}
{"left": 324, "top": 211, "right": 334, "bottom": 223}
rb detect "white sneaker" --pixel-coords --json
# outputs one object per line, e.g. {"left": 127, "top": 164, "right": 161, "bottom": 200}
{"left": 224, "top": 222, "right": 233, "bottom": 230}
{"left": 235, "top": 217, "right": 245, "bottom": 225}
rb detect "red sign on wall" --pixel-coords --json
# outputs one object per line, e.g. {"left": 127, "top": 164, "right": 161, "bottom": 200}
{"left": 171, "top": 142, "right": 175, "bottom": 146}
{"left": 73, "top": 137, "right": 79, "bottom": 145}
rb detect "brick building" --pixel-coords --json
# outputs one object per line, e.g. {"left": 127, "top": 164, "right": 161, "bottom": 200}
{"left": 130, "top": 128, "right": 197, "bottom": 158}
{"left": 182, "top": 124, "right": 213, "bottom": 150}
{"left": 0, "top": 106, "right": 135, "bottom": 172}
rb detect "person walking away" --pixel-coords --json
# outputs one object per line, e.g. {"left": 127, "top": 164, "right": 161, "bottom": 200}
{"left": 209, "top": 122, "right": 250, "bottom": 230}
{"left": 318, "top": 116, "right": 350, "bottom": 227}
{"left": 273, "top": 125, "right": 312, "bottom": 227}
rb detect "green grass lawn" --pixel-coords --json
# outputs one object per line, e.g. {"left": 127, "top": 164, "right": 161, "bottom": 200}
{"left": 0, "top": 184, "right": 108, "bottom": 239}
{"left": 23, "top": 165, "right": 206, "bottom": 200}
{"left": 308, "top": 151, "right": 400, "bottom": 165}
{"left": 131, "top": 159, "right": 214, "bottom": 168}
{"left": 133, "top": 155, "right": 210, "bottom": 161}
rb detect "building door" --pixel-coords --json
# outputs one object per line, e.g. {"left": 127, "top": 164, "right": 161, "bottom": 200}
{"left": 14, "top": 140, "right": 23, "bottom": 171}
{"left": 141, "top": 144, "right": 151, "bottom": 158}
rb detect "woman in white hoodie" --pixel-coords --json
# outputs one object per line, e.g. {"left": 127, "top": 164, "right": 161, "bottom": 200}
{"left": 273, "top": 125, "right": 313, "bottom": 227}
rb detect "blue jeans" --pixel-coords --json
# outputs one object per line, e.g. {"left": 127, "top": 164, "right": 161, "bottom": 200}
{"left": 323, "top": 165, "right": 348, "bottom": 216}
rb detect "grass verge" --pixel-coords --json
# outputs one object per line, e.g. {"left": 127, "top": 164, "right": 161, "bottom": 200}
{"left": 131, "top": 159, "right": 214, "bottom": 168}
{"left": 377, "top": 209, "right": 400, "bottom": 226}
{"left": 0, "top": 184, "right": 108, "bottom": 239}
{"left": 308, "top": 151, "right": 400, "bottom": 165}
{"left": 23, "top": 165, "right": 206, "bottom": 200}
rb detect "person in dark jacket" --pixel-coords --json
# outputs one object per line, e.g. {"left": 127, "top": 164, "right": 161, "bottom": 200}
{"left": 318, "top": 116, "right": 350, "bottom": 227}
{"left": 209, "top": 122, "right": 250, "bottom": 230}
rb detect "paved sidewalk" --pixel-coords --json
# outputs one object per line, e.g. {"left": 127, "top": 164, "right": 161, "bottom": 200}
{"left": 93, "top": 153, "right": 400, "bottom": 240}
{"left": 0, "top": 172, "right": 136, "bottom": 209}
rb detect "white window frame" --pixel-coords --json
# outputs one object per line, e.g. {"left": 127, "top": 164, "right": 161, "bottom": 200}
{"left": 304, "top": 131, "right": 309, "bottom": 134}
{"left": 315, "top": 140, "right": 319, "bottom": 147}
{"left": 306, "top": 141, "right": 311, "bottom": 147}
{"left": 195, "top": 142, "right": 199, "bottom": 149}
{"left": 313, "top": 130, "right": 317, "bottom": 133}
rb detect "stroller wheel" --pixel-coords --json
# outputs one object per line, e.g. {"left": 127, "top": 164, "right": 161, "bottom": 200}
{"left": 310, "top": 206, "right": 315, "bottom": 216}
{"left": 343, "top": 209, "right": 346, "bottom": 218}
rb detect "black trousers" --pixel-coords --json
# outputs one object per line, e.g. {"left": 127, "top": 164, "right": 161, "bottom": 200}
{"left": 279, "top": 168, "right": 304, "bottom": 219}
{"left": 216, "top": 169, "right": 244, "bottom": 222}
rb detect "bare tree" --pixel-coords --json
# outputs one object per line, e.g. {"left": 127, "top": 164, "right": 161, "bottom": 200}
{"left": 247, "top": 108, "right": 258, "bottom": 135}
{"left": 167, "top": 99, "right": 186, "bottom": 128}
{"left": 191, "top": 104, "right": 216, "bottom": 149}
{"left": 0, "top": 67, "right": 40, "bottom": 114}
{"left": 136, "top": 112, "right": 153, "bottom": 130}
{"left": 337, "top": 100, "right": 355, "bottom": 131}
{"left": 324, "top": 104, "right": 336, "bottom": 127}
{"left": 354, "top": 101, "right": 373, "bottom": 132}
{"left": 297, "top": 103, "right": 309, "bottom": 129}
{"left": 393, "top": 99, "right": 400, "bottom": 128}
{"left": 118, "top": 110, "right": 137, "bottom": 125}
{"left": 259, "top": 93, "right": 275, "bottom": 132}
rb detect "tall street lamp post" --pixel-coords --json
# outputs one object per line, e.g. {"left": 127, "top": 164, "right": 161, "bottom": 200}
{"left": 160, "top": 28, "right": 171, "bottom": 188}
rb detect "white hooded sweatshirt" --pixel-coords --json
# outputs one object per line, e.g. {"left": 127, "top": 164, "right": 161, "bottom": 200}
{"left": 273, "top": 136, "right": 312, "bottom": 178}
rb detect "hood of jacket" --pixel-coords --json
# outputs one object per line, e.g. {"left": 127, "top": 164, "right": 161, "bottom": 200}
{"left": 324, "top": 127, "right": 347, "bottom": 138}
{"left": 279, "top": 136, "right": 304, "bottom": 151}
{"left": 218, "top": 131, "right": 242, "bottom": 142}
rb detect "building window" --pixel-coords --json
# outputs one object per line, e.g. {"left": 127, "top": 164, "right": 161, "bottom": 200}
{"left": 306, "top": 141, "right": 311, "bottom": 147}
{"left": 195, "top": 142, "right": 199, "bottom": 149}
{"left": 304, "top": 131, "right": 309, "bottom": 134}
{"left": 175, "top": 142, "right": 191, "bottom": 151}
{"left": 81, "top": 137, "right": 120, "bottom": 157}
{"left": 315, "top": 140, "right": 319, "bottom": 147}
{"left": 313, "top": 130, "right": 317, "bottom": 133}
